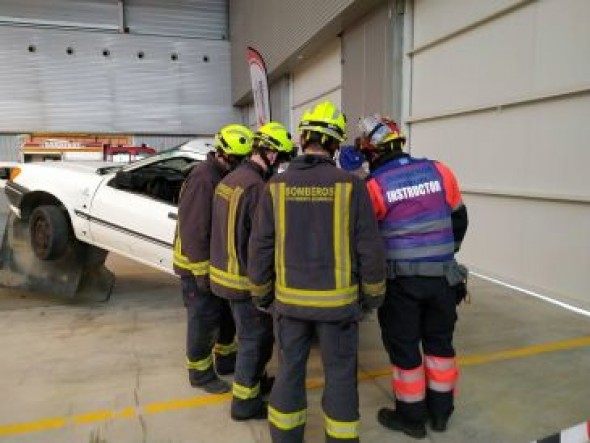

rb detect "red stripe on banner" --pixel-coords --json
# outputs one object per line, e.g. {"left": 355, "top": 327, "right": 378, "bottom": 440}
{"left": 586, "top": 420, "right": 589, "bottom": 438}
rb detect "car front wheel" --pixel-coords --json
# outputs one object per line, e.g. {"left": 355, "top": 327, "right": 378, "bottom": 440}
{"left": 29, "top": 205, "right": 71, "bottom": 261}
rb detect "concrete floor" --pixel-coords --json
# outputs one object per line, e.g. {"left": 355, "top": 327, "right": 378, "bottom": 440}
{"left": 0, "top": 204, "right": 589, "bottom": 442}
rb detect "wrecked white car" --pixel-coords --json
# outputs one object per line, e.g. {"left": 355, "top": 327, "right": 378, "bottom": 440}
{"left": 0, "top": 139, "right": 213, "bottom": 299}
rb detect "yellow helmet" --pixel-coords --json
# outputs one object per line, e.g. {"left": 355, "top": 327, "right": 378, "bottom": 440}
{"left": 254, "top": 121, "right": 294, "bottom": 154}
{"left": 297, "top": 101, "right": 347, "bottom": 142}
{"left": 214, "top": 124, "right": 254, "bottom": 156}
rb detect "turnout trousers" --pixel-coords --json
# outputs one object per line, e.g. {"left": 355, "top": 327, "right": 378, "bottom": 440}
{"left": 378, "top": 277, "right": 459, "bottom": 423}
{"left": 229, "top": 299, "right": 274, "bottom": 417}
{"left": 183, "top": 277, "right": 237, "bottom": 385}
{"left": 269, "top": 314, "right": 360, "bottom": 443}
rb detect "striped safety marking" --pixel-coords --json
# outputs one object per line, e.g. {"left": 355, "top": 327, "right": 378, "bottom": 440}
{"left": 531, "top": 420, "right": 590, "bottom": 443}
{"left": 0, "top": 336, "right": 589, "bottom": 438}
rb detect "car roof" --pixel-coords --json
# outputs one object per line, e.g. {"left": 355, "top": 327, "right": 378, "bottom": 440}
{"left": 178, "top": 138, "right": 215, "bottom": 155}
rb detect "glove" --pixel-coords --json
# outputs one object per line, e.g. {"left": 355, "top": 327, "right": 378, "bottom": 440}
{"left": 451, "top": 263, "right": 470, "bottom": 305}
{"left": 360, "top": 294, "right": 384, "bottom": 313}
{"left": 253, "top": 293, "right": 275, "bottom": 314}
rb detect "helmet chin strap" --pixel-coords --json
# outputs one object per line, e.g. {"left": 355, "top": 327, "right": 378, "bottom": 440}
{"left": 258, "top": 148, "right": 275, "bottom": 180}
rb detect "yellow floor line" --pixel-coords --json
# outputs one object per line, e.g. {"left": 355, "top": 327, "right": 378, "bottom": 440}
{"left": 0, "top": 335, "right": 589, "bottom": 438}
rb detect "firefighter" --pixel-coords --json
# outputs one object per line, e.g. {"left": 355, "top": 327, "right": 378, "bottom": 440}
{"left": 248, "top": 101, "right": 386, "bottom": 443}
{"left": 173, "top": 124, "right": 253, "bottom": 394}
{"left": 360, "top": 115, "right": 469, "bottom": 438}
{"left": 210, "top": 121, "right": 294, "bottom": 420}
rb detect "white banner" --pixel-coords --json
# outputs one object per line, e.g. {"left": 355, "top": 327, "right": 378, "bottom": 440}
{"left": 247, "top": 47, "right": 271, "bottom": 127}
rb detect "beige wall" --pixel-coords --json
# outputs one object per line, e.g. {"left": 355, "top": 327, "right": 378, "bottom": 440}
{"left": 229, "top": 0, "right": 384, "bottom": 104}
{"left": 291, "top": 38, "right": 342, "bottom": 134}
{"left": 409, "top": 0, "right": 590, "bottom": 308}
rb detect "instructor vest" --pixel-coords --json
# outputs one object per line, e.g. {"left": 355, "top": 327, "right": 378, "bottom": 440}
{"left": 370, "top": 156, "right": 455, "bottom": 276}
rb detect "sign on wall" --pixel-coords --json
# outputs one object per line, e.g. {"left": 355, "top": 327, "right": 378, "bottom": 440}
{"left": 247, "top": 47, "right": 271, "bottom": 127}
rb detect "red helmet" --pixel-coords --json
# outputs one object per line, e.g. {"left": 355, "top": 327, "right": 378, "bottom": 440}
{"left": 358, "top": 114, "right": 406, "bottom": 149}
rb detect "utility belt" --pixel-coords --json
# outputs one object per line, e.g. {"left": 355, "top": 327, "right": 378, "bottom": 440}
{"left": 386, "top": 259, "right": 470, "bottom": 305}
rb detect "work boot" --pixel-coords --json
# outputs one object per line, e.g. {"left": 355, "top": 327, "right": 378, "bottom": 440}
{"left": 377, "top": 408, "right": 426, "bottom": 439}
{"left": 430, "top": 415, "right": 449, "bottom": 432}
{"left": 215, "top": 352, "right": 236, "bottom": 376}
{"left": 231, "top": 401, "right": 268, "bottom": 421}
{"left": 192, "top": 377, "right": 231, "bottom": 394}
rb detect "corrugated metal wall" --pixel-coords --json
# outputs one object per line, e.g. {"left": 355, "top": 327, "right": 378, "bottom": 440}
{"left": 125, "top": 0, "right": 227, "bottom": 39}
{"left": 0, "top": 0, "right": 119, "bottom": 29}
{"left": 0, "top": 26, "right": 236, "bottom": 134}
{"left": 0, "top": 0, "right": 235, "bottom": 135}
{"left": 229, "top": 0, "right": 385, "bottom": 104}
{"left": 0, "top": 134, "right": 26, "bottom": 162}
{"left": 132, "top": 134, "right": 196, "bottom": 151}
{"left": 408, "top": 0, "right": 590, "bottom": 308}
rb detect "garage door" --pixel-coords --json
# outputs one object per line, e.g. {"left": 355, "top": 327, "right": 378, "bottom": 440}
{"left": 408, "top": 0, "right": 590, "bottom": 309}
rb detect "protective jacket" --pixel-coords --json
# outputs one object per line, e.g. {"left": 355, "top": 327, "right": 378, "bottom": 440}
{"left": 248, "top": 154, "right": 386, "bottom": 322}
{"left": 366, "top": 153, "right": 468, "bottom": 278}
{"left": 210, "top": 160, "right": 266, "bottom": 300}
{"left": 173, "top": 153, "right": 227, "bottom": 289}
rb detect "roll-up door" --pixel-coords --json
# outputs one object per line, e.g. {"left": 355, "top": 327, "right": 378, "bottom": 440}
{"left": 125, "top": 0, "right": 227, "bottom": 39}
{"left": 408, "top": 0, "right": 590, "bottom": 309}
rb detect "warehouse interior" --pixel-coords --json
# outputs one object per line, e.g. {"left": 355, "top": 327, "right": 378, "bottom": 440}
{"left": 0, "top": 0, "right": 588, "bottom": 442}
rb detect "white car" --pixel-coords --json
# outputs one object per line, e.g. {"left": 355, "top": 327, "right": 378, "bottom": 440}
{"left": 3, "top": 139, "right": 213, "bottom": 277}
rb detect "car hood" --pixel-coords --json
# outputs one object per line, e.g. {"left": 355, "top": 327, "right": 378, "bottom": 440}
{"left": 22, "top": 161, "right": 115, "bottom": 174}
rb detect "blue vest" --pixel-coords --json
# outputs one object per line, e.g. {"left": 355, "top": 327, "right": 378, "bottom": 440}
{"left": 371, "top": 156, "right": 455, "bottom": 274}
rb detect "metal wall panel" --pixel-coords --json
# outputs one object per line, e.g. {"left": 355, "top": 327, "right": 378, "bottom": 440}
{"left": 125, "top": 0, "right": 227, "bottom": 39}
{"left": 342, "top": 2, "right": 402, "bottom": 144}
{"left": 409, "top": 0, "right": 590, "bottom": 306}
{"left": 269, "top": 76, "right": 290, "bottom": 131}
{"left": 0, "top": 134, "right": 25, "bottom": 162}
{"left": 132, "top": 134, "right": 196, "bottom": 152}
{"left": 413, "top": 0, "right": 522, "bottom": 47}
{"left": 290, "top": 38, "right": 341, "bottom": 134}
{"left": 0, "top": 26, "right": 238, "bottom": 134}
{"left": 0, "top": 0, "right": 119, "bottom": 29}
{"left": 229, "top": 0, "right": 385, "bottom": 104}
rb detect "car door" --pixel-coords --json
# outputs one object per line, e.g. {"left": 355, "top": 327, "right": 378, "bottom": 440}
{"left": 87, "top": 156, "right": 196, "bottom": 274}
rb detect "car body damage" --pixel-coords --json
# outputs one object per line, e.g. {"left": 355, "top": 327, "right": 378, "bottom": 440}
{"left": 0, "top": 139, "right": 213, "bottom": 300}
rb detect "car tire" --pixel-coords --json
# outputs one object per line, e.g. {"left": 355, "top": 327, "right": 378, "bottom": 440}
{"left": 29, "top": 205, "right": 71, "bottom": 261}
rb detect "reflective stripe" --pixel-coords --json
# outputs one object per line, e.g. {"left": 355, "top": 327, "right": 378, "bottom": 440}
{"left": 334, "top": 183, "right": 352, "bottom": 289}
{"left": 250, "top": 280, "right": 273, "bottom": 297}
{"left": 424, "top": 355, "right": 458, "bottom": 392}
{"left": 382, "top": 218, "right": 452, "bottom": 236}
{"left": 361, "top": 280, "right": 386, "bottom": 297}
{"left": 173, "top": 236, "right": 209, "bottom": 275}
{"left": 324, "top": 412, "right": 360, "bottom": 439}
{"left": 215, "top": 182, "right": 233, "bottom": 201}
{"left": 210, "top": 265, "right": 250, "bottom": 291}
{"left": 186, "top": 355, "right": 213, "bottom": 372}
{"left": 393, "top": 365, "right": 426, "bottom": 403}
{"left": 214, "top": 342, "right": 237, "bottom": 356}
{"left": 387, "top": 243, "right": 454, "bottom": 260}
{"left": 270, "top": 183, "right": 287, "bottom": 286}
{"left": 268, "top": 405, "right": 306, "bottom": 431}
{"left": 232, "top": 382, "right": 260, "bottom": 400}
{"left": 227, "top": 187, "right": 244, "bottom": 276}
{"left": 275, "top": 282, "right": 358, "bottom": 308}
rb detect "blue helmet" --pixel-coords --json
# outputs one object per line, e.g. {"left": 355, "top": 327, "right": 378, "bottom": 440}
{"left": 339, "top": 146, "right": 364, "bottom": 171}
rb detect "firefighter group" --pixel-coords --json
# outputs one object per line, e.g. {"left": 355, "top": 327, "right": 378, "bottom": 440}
{"left": 173, "top": 101, "right": 469, "bottom": 442}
